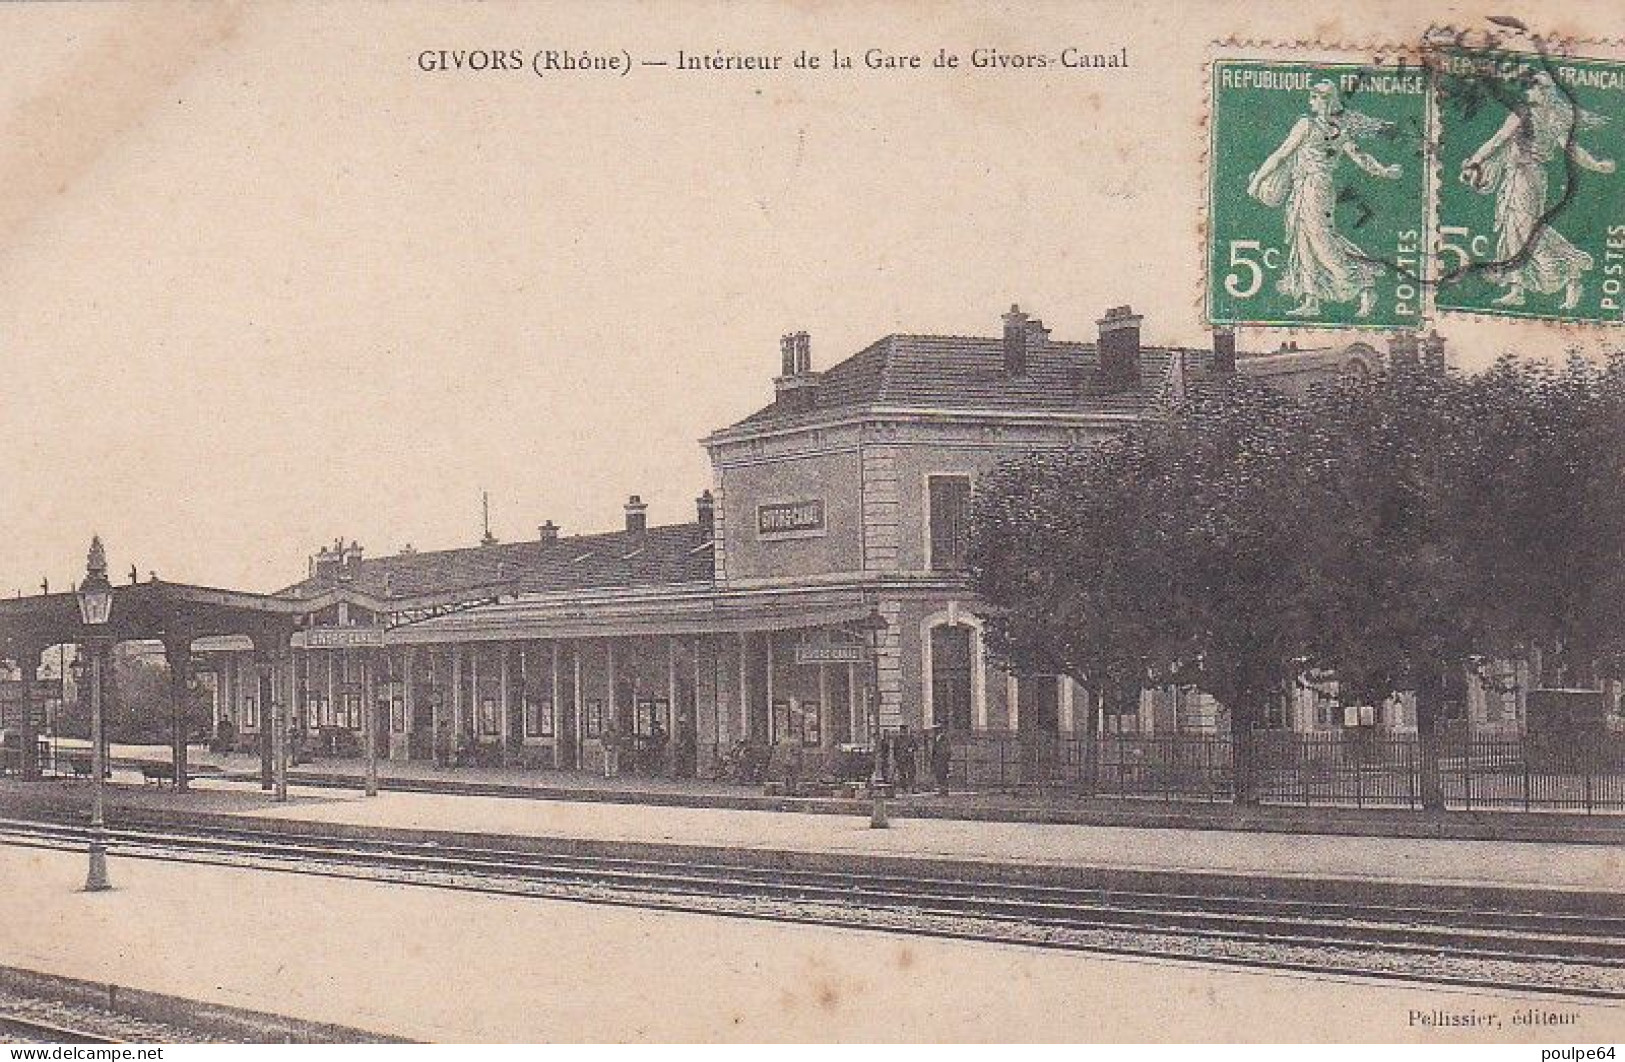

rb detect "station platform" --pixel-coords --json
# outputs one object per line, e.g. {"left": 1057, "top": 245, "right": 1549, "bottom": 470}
{"left": 3, "top": 772, "right": 1621, "bottom": 901}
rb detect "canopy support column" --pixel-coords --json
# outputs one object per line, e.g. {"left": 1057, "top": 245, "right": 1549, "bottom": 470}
{"left": 163, "top": 637, "right": 194, "bottom": 792}
{"left": 363, "top": 648, "right": 379, "bottom": 796}
{"left": 254, "top": 649, "right": 274, "bottom": 791}
{"left": 14, "top": 644, "right": 42, "bottom": 781}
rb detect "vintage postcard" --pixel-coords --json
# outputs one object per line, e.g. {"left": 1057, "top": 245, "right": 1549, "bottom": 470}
{"left": 1, "top": 0, "right": 1623, "bottom": 1049}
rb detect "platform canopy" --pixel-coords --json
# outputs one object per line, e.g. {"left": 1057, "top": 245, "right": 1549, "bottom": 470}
{"left": 0, "top": 576, "right": 519, "bottom": 659}
{"left": 0, "top": 579, "right": 309, "bottom": 659}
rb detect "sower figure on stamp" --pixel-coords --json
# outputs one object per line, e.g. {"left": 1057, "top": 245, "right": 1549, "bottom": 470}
{"left": 1461, "top": 70, "right": 1615, "bottom": 311}
{"left": 1247, "top": 80, "right": 1403, "bottom": 318}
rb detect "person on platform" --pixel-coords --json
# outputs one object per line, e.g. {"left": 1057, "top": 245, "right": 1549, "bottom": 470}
{"left": 648, "top": 716, "right": 668, "bottom": 776}
{"left": 602, "top": 719, "right": 621, "bottom": 779}
{"left": 931, "top": 725, "right": 953, "bottom": 796}
{"left": 674, "top": 708, "right": 696, "bottom": 778}
{"left": 215, "top": 713, "right": 237, "bottom": 755}
{"left": 893, "top": 724, "right": 918, "bottom": 792}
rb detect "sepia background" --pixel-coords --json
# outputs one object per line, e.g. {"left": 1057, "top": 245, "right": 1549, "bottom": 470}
{"left": 0, "top": 0, "right": 1618, "bottom": 596}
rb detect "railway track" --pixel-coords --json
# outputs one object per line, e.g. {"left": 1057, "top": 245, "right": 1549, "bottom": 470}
{"left": 0, "top": 1012, "right": 116, "bottom": 1044}
{"left": 4, "top": 812, "right": 1623, "bottom": 1001}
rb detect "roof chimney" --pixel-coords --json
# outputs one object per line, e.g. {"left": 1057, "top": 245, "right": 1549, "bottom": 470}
{"left": 310, "top": 543, "right": 341, "bottom": 582}
{"left": 625, "top": 495, "right": 648, "bottom": 534}
{"left": 538, "top": 520, "right": 560, "bottom": 543}
{"left": 696, "top": 490, "right": 715, "bottom": 536}
{"left": 1389, "top": 331, "right": 1420, "bottom": 367}
{"left": 480, "top": 491, "right": 498, "bottom": 546}
{"left": 779, "top": 332, "right": 811, "bottom": 376}
{"left": 1212, "top": 327, "right": 1237, "bottom": 374}
{"left": 1419, "top": 330, "right": 1447, "bottom": 372}
{"left": 794, "top": 331, "right": 810, "bottom": 374}
{"left": 774, "top": 331, "right": 818, "bottom": 412}
{"left": 1000, "top": 306, "right": 1048, "bottom": 375}
{"left": 1097, "top": 305, "right": 1143, "bottom": 390}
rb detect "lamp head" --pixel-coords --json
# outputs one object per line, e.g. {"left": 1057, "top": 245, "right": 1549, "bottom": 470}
{"left": 77, "top": 535, "right": 114, "bottom": 627}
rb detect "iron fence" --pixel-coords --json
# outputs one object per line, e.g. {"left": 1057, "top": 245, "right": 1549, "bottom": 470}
{"left": 938, "top": 730, "right": 1625, "bottom": 813}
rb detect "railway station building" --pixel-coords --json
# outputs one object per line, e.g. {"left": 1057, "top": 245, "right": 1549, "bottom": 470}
{"left": 197, "top": 305, "right": 1450, "bottom": 776}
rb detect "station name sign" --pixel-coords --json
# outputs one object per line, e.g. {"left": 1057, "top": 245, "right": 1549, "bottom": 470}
{"left": 758, "top": 499, "right": 825, "bottom": 538}
{"left": 303, "top": 625, "right": 387, "bottom": 649}
{"left": 793, "top": 644, "right": 867, "bottom": 666}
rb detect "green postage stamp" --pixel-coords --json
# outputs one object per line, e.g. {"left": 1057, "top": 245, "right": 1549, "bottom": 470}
{"left": 1434, "top": 51, "right": 1625, "bottom": 324}
{"left": 1207, "top": 60, "right": 1429, "bottom": 330}
{"left": 1208, "top": 43, "right": 1625, "bottom": 329}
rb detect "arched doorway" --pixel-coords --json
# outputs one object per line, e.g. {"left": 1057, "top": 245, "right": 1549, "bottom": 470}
{"left": 930, "top": 625, "right": 974, "bottom": 730}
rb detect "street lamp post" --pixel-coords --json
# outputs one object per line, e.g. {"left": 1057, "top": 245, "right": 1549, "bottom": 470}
{"left": 76, "top": 536, "right": 114, "bottom": 893}
{"left": 854, "top": 603, "right": 891, "bottom": 829}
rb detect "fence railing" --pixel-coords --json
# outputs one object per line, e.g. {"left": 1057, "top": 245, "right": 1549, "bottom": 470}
{"left": 938, "top": 731, "right": 1625, "bottom": 813}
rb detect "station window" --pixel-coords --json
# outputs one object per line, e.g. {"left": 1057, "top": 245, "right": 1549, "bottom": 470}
{"left": 1482, "top": 669, "right": 1518, "bottom": 724}
{"left": 1263, "top": 695, "right": 1288, "bottom": 731}
{"left": 927, "top": 475, "right": 973, "bottom": 571}
{"left": 1314, "top": 697, "right": 1340, "bottom": 729}
{"left": 1101, "top": 694, "right": 1139, "bottom": 735}
{"left": 635, "top": 698, "right": 671, "bottom": 737}
{"left": 525, "top": 695, "right": 554, "bottom": 738}
{"left": 1305, "top": 677, "right": 1340, "bottom": 729}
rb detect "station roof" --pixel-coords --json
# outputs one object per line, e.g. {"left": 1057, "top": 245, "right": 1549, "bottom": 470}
{"left": 712, "top": 334, "right": 1182, "bottom": 438}
{"left": 712, "top": 332, "right": 1382, "bottom": 439}
{"left": 1233, "top": 340, "right": 1382, "bottom": 398}
{"left": 277, "top": 522, "right": 715, "bottom": 604}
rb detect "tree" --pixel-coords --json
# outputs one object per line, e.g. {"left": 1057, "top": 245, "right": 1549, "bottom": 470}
{"left": 1296, "top": 361, "right": 1483, "bottom": 807}
{"left": 974, "top": 350, "right": 1625, "bottom": 810}
{"left": 1449, "top": 352, "right": 1625, "bottom": 687}
{"left": 58, "top": 645, "right": 211, "bottom": 746}
{"left": 1302, "top": 353, "right": 1625, "bottom": 807}
{"left": 971, "top": 377, "right": 1335, "bottom": 801}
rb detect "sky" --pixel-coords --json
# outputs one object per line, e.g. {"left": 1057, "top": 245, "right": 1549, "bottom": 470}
{"left": 0, "top": 0, "right": 1618, "bottom": 596}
